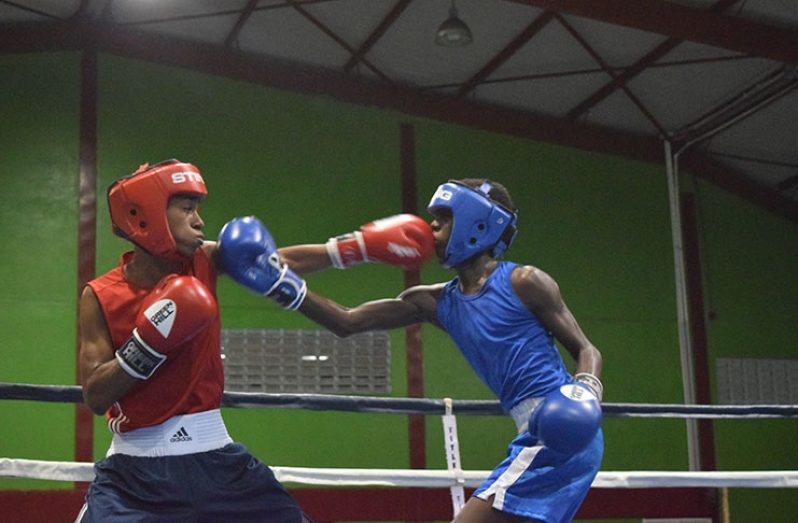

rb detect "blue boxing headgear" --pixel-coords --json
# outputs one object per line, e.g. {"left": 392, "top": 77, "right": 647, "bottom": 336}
{"left": 427, "top": 180, "right": 518, "bottom": 268}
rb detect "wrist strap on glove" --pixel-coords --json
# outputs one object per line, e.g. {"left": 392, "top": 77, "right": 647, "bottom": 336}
{"left": 326, "top": 232, "right": 367, "bottom": 269}
{"left": 265, "top": 254, "right": 307, "bottom": 310}
{"left": 574, "top": 372, "right": 603, "bottom": 402}
{"left": 115, "top": 330, "right": 167, "bottom": 380}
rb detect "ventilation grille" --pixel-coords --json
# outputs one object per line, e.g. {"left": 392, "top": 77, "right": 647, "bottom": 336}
{"left": 716, "top": 358, "right": 798, "bottom": 404}
{"left": 221, "top": 329, "right": 391, "bottom": 394}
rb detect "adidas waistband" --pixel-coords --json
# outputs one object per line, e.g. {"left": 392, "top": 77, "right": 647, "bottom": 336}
{"left": 107, "top": 409, "right": 233, "bottom": 457}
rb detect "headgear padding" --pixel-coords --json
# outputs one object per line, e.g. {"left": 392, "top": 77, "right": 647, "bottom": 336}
{"left": 427, "top": 180, "right": 518, "bottom": 268}
{"left": 107, "top": 159, "right": 207, "bottom": 259}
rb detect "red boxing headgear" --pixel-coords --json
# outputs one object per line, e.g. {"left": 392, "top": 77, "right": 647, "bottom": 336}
{"left": 108, "top": 159, "right": 208, "bottom": 259}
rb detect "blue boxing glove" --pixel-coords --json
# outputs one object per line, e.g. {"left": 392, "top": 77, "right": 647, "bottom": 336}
{"left": 528, "top": 376, "right": 603, "bottom": 455}
{"left": 217, "top": 216, "right": 307, "bottom": 310}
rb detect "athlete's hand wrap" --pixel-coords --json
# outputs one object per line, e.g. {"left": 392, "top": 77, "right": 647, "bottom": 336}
{"left": 528, "top": 380, "right": 603, "bottom": 455}
{"left": 217, "top": 216, "right": 307, "bottom": 310}
{"left": 573, "top": 372, "right": 603, "bottom": 402}
{"left": 116, "top": 275, "right": 218, "bottom": 380}
{"left": 326, "top": 214, "right": 434, "bottom": 270}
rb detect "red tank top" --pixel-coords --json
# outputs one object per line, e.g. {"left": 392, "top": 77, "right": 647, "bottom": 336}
{"left": 87, "top": 249, "right": 224, "bottom": 433}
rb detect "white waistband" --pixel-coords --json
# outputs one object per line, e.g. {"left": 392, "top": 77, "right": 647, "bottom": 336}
{"left": 509, "top": 397, "right": 543, "bottom": 434}
{"left": 107, "top": 409, "right": 233, "bottom": 458}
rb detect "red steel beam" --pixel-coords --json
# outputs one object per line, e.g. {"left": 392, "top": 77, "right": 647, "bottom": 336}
{"left": 88, "top": 22, "right": 667, "bottom": 160}
{"left": 554, "top": 13, "right": 666, "bottom": 136}
{"left": 564, "top": 0, "right": 740, "bottom": 120}
{"left": 343, "top": 0, "right": 412, "bottom": 73}
{"left": 456, "top": 10, "right": 555, "bottom": 97}
{"left": 680, "top": 192, "right": 717, "bottom": 474}
{"left": 286, "top": 0, "right": 391, "bottom": 82}
{"left": 507, "top": 0, "right": 798, "bottom": 64}
{"left": 74, "top": 45, "right": 98, "bottom": 477}
{"left": 400, "top": 123, "right": 426, "bottom": 470}
{"left": 0, "top": 20, "right": 83, "bottom": 53}
{"left": 223, "top": 0, "right": 259, "bottom": 48}
{"left": 566, "top": 37, "right": 679, "bottom": 120}
{"left": 2, "top": 21, "right": 796, "bottom": 224}
{"left": 680, "top": 151, "right": 798, "bottom": 223}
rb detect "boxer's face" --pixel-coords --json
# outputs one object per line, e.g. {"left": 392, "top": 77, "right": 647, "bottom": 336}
{"left": 167, "top": 195, "right": 205, "bottom": 258}
{"left": 429, "top": 209, "right": 452, "bottom": 263}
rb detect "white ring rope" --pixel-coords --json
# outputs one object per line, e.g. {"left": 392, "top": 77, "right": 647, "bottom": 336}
{"left": 2, "top": 458, "right": 797, "bottom": 488}
{"left": 3, "top": 380, "right": 797, "bottom": 510}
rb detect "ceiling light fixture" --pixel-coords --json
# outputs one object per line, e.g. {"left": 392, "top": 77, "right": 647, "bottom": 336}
{"left": 435, "top": 0, "right": 473, "bottom": 47}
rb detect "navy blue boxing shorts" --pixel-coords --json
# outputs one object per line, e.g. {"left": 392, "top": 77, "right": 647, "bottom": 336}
{"left": 76, "top": 443, "right": 305, "bottom": 523}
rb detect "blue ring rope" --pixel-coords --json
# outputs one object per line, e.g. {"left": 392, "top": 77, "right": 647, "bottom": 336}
{"left": 1, "top": 382, "right": 796, "bottom": 418}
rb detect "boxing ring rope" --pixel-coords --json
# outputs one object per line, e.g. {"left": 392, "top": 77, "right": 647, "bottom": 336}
{"left": 3, "top": 457, "right": 798, "bottom": 488}
{"left": 2, "top": 381, "right": 797, "bottom": 520}
{"left": 2, "top": 381, "right": 797, "bottom": 418}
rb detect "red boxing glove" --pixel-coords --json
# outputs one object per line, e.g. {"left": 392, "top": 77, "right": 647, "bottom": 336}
{"left": 326, "top": 214, "right": 435, "bottom": 270}
{"left": 116, "top": 275, "right": 218, "bottom": 380}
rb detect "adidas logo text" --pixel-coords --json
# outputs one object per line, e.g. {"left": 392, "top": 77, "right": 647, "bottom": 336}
{"left": 170, "top": 427, "right": 193, "bottom": 443}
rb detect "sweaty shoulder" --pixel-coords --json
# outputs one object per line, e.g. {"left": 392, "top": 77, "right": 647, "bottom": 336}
{"left": 398, "top": 283, "right": 447, "bottom": 326}
{"left": 510, "top": 264, "right": 561, "bottom": 313}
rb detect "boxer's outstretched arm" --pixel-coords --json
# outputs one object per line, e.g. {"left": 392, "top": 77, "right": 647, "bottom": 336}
{"left": 298, "top": 284, "right": 444, "bottom": 338}
{"left": 206, "top": 241, "right": 331, "bottom": 276}
{"left": 278, "top": 244, "right": 334, "bottom": 274}
{"left": 279, "top": 213, "right": 435, "bottom": 274}
{"left": 213, "top": 213, "right": 434, "bottom": 276}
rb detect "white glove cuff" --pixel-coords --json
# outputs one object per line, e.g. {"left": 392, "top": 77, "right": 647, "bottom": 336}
{"left": 574, "top": 373, "right": 603, "bottom": 402}
{"left": 325, "top": 238, "right": 345, "bottom": 269}
{"left": 354, "top": 231, "right": 369, "bottom": 263}
{"left": 325, "top": 232, "right": 367, "bottom": 268}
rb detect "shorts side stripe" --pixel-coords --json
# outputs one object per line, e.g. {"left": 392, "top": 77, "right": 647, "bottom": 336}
{"left": 74, "top": 502, "right": 88, "bottom": 523}
{"left": 478, "top": 444, "right": 543, "bottom": 509}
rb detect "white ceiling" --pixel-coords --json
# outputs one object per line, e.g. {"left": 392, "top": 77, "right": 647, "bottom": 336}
{"left": 3, "top": 0, "right": 797, "bottom": 219}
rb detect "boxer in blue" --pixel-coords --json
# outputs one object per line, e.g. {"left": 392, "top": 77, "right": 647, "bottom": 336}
{"left": 219, "top": 179, "right": 604, "bottom": 523}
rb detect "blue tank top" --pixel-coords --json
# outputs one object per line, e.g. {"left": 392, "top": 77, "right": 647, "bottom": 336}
{"left": 436, "top": 261, "right": 571, "bottom": 412}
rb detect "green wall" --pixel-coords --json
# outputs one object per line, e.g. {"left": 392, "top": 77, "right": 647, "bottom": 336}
{"left": 699, "top": 181, "right": 798, "bottom": 521}
{"left": 0, "top": 53, "right": 80, "bottom": 490}
{"left": 93, "top": 54, "right": 411, "bottom": 469}
{"left": 413, "top": 123, "right": 689, "bottom": 476}
{"left": 0, "top": 52, "right": 795, "bottom": 521}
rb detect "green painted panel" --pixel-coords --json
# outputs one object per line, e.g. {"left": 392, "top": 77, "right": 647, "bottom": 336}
{"left": 0, "top": 52, "right": 80, "bottom": 490}
{"left": 1, "top": 52, "right": 795, "bottom": 523}
{"left": 92, "top": 55, "right": 410, "bottom": 467}
{"left": 698, "top": 181, "right": 798, "bottom": 522}
{"left": 413, "top": 122, "right": 688, "bottom": 477}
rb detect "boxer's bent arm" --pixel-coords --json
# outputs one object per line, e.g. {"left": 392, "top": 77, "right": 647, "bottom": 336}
{"left": 298, "top": 285, "right": 442, "bottom": 338}
{"left": 78, "top": 286, "right": 138, "bottom": 414}
{"left": 511, "top": 265, "right": 602, "bottom": 378}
